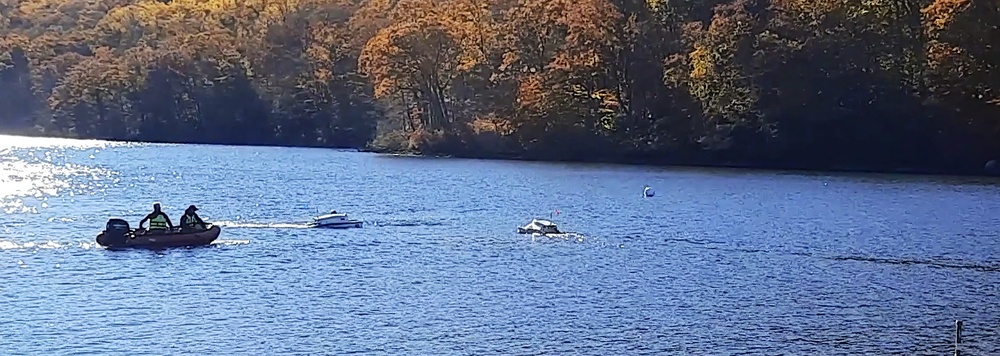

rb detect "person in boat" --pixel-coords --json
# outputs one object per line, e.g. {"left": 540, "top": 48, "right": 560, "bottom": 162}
{"left": 139, "top": 202, "right": 174, "bottom": 234}
{"left": 180, "top": 205, "right": 207, "bottom": 233}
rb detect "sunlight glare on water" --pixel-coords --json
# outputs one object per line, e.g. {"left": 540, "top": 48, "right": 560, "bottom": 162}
{"left": 0, "top": 135, "right": 127, "bottom": 213}
{"left": 0, "top": 135, "right": 134, "bottom": 245}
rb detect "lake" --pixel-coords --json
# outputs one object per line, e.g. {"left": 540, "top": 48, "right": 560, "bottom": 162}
{"left": 1, "top": 134, "right": 999, "bottom": 355}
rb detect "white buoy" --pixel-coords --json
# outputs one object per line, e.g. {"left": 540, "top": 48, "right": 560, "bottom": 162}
{"left": 643, "top": 185, "right": 655, "bottom": 197}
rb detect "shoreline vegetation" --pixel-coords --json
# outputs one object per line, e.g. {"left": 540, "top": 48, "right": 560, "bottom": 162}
{"left": 1, "top": 0, "right": 998, "bottom": 177}
{"left": 4, "top": 130, "right": 994, "bottom": 179}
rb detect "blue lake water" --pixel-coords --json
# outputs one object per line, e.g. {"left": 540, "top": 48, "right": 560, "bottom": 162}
{"left": 1, "top": 134, "right": 999, "bottom": 354}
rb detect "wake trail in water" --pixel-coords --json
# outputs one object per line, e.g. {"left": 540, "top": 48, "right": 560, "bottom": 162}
{"left": 0, "top": 240, "right": 99, "bottom": 251}
{"left": 528, "top": 232, "right": 588, "bottom": 243}
{"left": 215, "top": 217, "right": 451, "bottom": 229}
{"left": 0, "top": 239, "right": 250, "bottom": 252}
{"left": 214, "top": 221, "right": 312, "bottom": 229}
{"left": 661, "top": 236, "right": 1000, "bottom": 273}
{"left": 372, "top": 220, "right": 446, "bottom": 227}
{"left": 211, "top": 239, "right": 251, "bottom": 246}
{"left": 825, "top": 255, "right": 1000, "bottom": 272}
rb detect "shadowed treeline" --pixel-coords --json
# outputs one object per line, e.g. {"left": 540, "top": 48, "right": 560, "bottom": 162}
{"left": 0, "top": 0, "right": 997, "bottom": 173}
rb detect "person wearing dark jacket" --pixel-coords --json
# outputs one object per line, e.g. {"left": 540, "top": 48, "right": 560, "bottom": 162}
{"left": 180, "top": 205, "right": 207, "bottom": 233}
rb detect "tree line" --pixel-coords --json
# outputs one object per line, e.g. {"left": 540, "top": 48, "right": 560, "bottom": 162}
{"left": 0, "top": 0, "right": 997, "bottom": 174}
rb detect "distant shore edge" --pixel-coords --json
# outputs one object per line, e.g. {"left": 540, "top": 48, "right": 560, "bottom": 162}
{"left": 3, "top": 132, "right": 998, "bottom": 178}
{"left": 357, "top": 145, "right": 1000, "bottom": 179}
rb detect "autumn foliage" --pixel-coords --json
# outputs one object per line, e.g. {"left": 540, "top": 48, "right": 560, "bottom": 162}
{"left": 0, "top": 0, "right": 997, "bottom": 172}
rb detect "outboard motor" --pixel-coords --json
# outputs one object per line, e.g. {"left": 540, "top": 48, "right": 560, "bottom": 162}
{"left": 101, "top": 218, "right": 131, "bottom": 246}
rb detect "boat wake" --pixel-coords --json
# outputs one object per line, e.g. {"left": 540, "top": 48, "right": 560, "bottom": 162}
{"left": 215, "top": 218, "right": 446, "bottom": 229}
{"left": 530, "top": 232, "right": 587, "bottom": 243}
{"left": 1, "top": 238, "right": 251, "bottom": 252}
{"left": 0, "top": 240, "right": 100, "bottom": 251}
{"left": 211, "top": 239, "right": 251, "bottom": 246}
{"left": 368, "top": 218, "right": 449, "bottom": 227}
{"left": 826, "top": 255, "right": 1000, "bottom": 272}
{"left": 662, "top": 236, "right": 1000, "bottom": 273}
{"left": 213, "top": 221, "right": 312, "bottom": 229}
{"left": 372, "top": 221, "right": 446, "bottom": 227}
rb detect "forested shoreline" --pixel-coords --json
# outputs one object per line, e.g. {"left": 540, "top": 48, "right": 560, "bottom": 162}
{"left": 1, "top": 0, "right": 998, "bottom": 175}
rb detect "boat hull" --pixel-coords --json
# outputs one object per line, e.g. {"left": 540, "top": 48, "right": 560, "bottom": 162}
{"left": 518, "top": 228, "right": 555, "bottom": 235}
{"left": 517, "top": 218, "right": 560, "bottom": 234}
{"left": 96, "top": 225, "right": 222, "bottom": 249}
{"left": 310, "top": 220, "right": 363, "bottom": 229}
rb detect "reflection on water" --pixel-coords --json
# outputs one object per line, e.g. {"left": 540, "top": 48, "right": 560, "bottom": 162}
{"left": 1, "top": 135, "right": 125, "bottom": 215}
{"left": 1, "top": 134, "right": 999, "bottom": 355}
{"left": 0, "top": 159, "right": 118, "bottom": 210}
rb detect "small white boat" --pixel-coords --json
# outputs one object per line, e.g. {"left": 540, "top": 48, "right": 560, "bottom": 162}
{"left": 643, "top": 185, "right": 655, "bottom": 197}
{"left": 309, "top": 211, "right": 363, "bottom": 228}
{"left": 517, "top": 218, "right": 561, "bottom": 235}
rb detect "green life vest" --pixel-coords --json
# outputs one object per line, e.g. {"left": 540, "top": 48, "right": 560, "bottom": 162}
{"left": 149, "top": 213, "right": 168, "bottom": 230}
{"left": 183, "top": 213, "right": 198, "bottom": 228}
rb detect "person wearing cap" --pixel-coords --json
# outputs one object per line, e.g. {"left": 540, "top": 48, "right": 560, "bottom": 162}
{"left": 180, "top": 205, "right": 207, "bottom": 233}
{"left": 139, "top": 202, "right": 173, "bottom": 234}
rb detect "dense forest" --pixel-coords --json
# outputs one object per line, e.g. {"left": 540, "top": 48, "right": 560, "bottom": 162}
{"left": 0, "top": 0, "right": 998, "bottom": 174}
